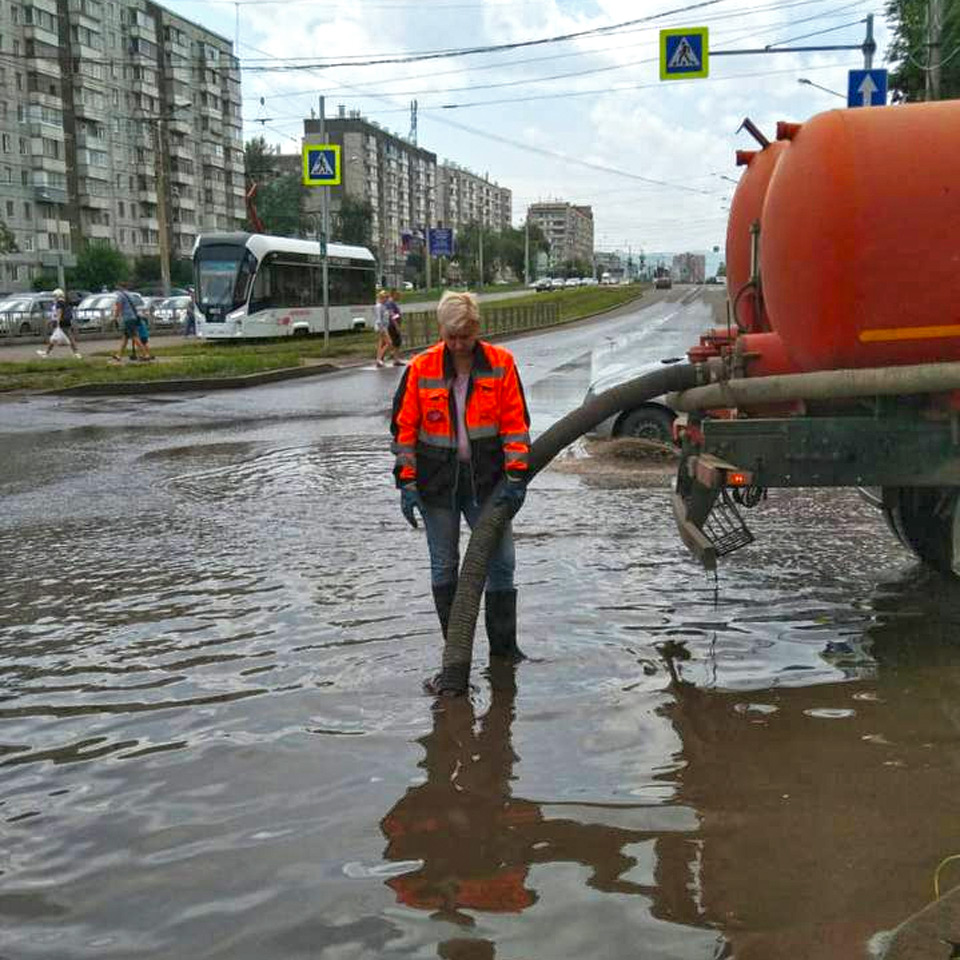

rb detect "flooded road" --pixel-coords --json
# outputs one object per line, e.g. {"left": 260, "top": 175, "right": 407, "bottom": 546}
{"left": 1, "top": 289, "right": 955, "bottom": 960}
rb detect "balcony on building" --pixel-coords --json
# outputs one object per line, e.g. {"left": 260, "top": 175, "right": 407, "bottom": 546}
{"left": 85, "top": 222, "right": 112, "bottom": 240}
{"left": 78, "top": 189, "right": 111, "bottom": 210}
{"left": 33, "top": 184, "right": 67, "bottom": 205}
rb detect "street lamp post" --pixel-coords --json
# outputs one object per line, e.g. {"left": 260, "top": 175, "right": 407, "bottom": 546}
{"left": 797, "top": 77, "right": 846, "bottom": 100}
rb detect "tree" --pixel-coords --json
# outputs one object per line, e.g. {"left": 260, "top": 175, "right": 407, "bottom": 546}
{"left": 243, "top": 136, "right": 302, "bottom": 235}
{"left": 333, "top": 195, "right": 373, "bottom": 247}
{"left": 497, "top": 224, "right": 549, "bottom": 281}
{"left": 244, "top": 135, "right": 276, "bottom": 182}
{"left": 885, "top": 0, "right": 960, "bottom": 101}
{"left": 0, "top": 217, "right": 19, "bottom": 255}
{"left": 73, "top": 241, "right": 129, "bottom": 291}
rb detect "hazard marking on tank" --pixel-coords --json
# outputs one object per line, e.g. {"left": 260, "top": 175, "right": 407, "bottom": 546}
{"left": 860, "top": 324, "right": 960, "bottom": 343}
{"left": 668, "top": 38, "right": 700, "bottom": 69}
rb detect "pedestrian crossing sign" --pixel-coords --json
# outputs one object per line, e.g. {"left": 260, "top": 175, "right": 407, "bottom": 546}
{"left": 660, "top": 27, "right": 709, "bottom": 81}
{"left": 302, "top": 144, "right": 341, "bottom": 186}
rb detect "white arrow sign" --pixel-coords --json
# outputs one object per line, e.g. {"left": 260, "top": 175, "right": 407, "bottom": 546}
{"left": 856, "top": 74, "right": 877, "bottom": 107}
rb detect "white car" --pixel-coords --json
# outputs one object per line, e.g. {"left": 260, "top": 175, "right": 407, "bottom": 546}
{"left": 0, "top": 293, "right": 55, "bottom": 336}
{"left": 564, "top": 277, "right": 580, "bottom": 288}
{"left": 584, "top": 357, "right": 684, "bottom": 443}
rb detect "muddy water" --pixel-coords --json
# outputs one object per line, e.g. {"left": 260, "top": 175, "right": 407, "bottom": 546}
{"left": 1, "top": 426, "right": 958, "bottom": 960}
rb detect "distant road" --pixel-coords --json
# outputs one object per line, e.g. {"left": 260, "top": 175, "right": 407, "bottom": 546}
{"left": 401, "top": 287, "right": 536, "bottom": 312}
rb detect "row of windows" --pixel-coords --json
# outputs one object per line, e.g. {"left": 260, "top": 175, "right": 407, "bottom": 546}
{"left": 249, "top": 260, "right": 376, "bottom": 313}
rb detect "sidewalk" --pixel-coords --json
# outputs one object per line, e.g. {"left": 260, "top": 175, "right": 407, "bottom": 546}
{"left": 0, "top": 333, "right": 193, "bottom": 361}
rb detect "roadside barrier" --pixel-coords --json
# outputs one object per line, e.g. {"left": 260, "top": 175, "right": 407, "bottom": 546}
{"left": 401, "top": 301, "right": 561, "bottom": 349}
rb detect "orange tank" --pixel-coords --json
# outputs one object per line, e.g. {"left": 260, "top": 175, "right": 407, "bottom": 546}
{"left": 759, "top": 100, "right": 960, "bottom": 371}
{"left": 725, "top": 141, "right": 787, "bottom": 333}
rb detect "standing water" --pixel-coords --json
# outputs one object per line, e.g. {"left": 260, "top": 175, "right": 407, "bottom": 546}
{"left": 2, "top": 354, "right": 959, "bottom": 959}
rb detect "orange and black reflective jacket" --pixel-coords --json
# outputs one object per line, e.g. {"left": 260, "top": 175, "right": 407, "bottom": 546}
{"left": 391, "top": 340, "right": 531, "bottom": 506}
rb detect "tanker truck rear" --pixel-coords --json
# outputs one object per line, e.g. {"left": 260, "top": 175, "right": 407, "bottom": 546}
{"left": 670, "top": 100, "right": 960, "bottom": 575}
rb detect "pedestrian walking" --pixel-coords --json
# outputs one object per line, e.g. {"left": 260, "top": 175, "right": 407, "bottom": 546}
{"left": 110, "top": 282, "right": 150, "bottom": 362}
{"left": 37, "top": 289, "right": 82, "bottom": 359}
{"left": 386, "top": 289, "right": 406, "bottom": 367}
{"left": 374, "top": 289, "right": 397, "bottom": 368}
{"left": 184, "top": 288, "right": 197, "bottom": 337}
{"left": 390, "top": 290, "right": 531, "bottom": 669}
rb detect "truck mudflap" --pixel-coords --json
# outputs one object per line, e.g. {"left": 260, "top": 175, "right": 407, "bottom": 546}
{"left": 673, "top": 453, "right": 756, "bottom": 570}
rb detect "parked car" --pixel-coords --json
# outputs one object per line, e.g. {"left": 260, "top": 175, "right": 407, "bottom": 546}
{"left": 141, "top": 296, "right": 167, "bottom": 322}
{"left": 74, "top": 291, "right": 149, "bottom": 332}
{"left": 534, "top": 277, "right": 553, "bottom": 292}
{"left": 584, "top": 356, "right": 683, "bottom": 444}
{"left": 582, "top": 276, "right": 598, "bottom": 286}
{"left": 0, "top": 292, "right": 55, "bottom": 336}
{"left": 152, "top": 295, "right": 193, "bottom": 328}
{"left": 549, "top": 277, "right": 566, "bottom": 290}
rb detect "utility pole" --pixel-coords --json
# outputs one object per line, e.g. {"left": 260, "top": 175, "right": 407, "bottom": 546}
{"left": 424, "top": 223, "right": 432, "bottom": 291}
{"left": 926, "top": 0, "right": 943, "bottom": 100}
{"left": 478, "top": 225, "right": 484, "bottom": 291}
{"left": 524, "top": 219, "right": 530, "bottom": 283}
{"left": 153, "top": 121, "right": 171, "bottom": 297}
{"left": 319, "top": 96, "right": 330, "bottom": 347}
{"left": 863, "top": 13, "right": 875, "bottom": 69}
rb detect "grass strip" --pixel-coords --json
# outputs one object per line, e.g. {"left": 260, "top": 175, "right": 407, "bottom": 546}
{"left": 0, "top": 284, "right": 646, "bottom": 392}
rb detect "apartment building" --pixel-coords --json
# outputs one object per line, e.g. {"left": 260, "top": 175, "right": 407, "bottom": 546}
{"left": 0, "top": 0, "right": 244, "bottom": 292}
{"left": 302, "top": 109, "right": 436, "bottom": 287}
{"left": 436, "top": 162, "right": 511, "bottom": 233}
{"left": 526, "top": 202, "right": 594, "bottom": 267}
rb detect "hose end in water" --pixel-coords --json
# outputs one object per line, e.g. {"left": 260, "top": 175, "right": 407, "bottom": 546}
{"left": 423, "top": 663, "right": 471, "bottom": 698}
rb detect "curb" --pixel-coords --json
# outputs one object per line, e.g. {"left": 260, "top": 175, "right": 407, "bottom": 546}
{"left": 48, "top": 361, "right": 342, "bottom": 396}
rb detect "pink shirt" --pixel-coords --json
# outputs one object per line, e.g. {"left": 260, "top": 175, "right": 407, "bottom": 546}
{"left": 453, "top": 373, "right": 471, "bottom": 462}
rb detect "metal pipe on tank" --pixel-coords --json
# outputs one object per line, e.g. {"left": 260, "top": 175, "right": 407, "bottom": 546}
{"left": 669, "top": 361, "right": 960, "bottom": 412}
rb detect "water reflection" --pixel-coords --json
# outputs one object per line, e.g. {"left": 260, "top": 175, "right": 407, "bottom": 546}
{"left": 657, "top": 565, "right": 960, "bottom": 959}
{"left": 380, "top": 665, "right": 713, "bottom": 942}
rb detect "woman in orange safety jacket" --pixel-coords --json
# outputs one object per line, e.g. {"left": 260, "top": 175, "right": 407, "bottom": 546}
{"left": 390, "top": 291, "right": 530, "bottom": 662}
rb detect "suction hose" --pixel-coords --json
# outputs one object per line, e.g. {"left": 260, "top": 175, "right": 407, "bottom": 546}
{"left": 433, "top": 361, "right": 705, "bottom": 696}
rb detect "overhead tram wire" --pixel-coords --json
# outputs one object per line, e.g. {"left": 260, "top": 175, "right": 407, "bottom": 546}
{"left": 255, "top": 61, "right": 830, "bottom": 119}
{"left": 237, "top": 0, "right": 873, "bottom": 114}
{"left": 239, "top": 0, "right": 728, "bottom": 71}
{"left": 238, "top": 3, "right": 871, "bottom": 105}
{"left": 236, "top": 37, "right": 712, "bottom": 197}
{"left": 238, "top": 0, "right": 870, "bottom": 71}
{"left": 235, "top": 3, "right": 870, "bottom": 195}
{"left": 237, "top": 0, "right": 869, "bottom": 102}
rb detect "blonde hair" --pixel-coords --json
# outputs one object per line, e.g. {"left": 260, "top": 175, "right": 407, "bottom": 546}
{"left": 437, "top": 291, "right": 480, "bottom": 336}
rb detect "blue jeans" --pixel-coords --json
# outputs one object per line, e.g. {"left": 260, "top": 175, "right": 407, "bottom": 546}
{"left": 421, "top": 466, "right": 515, "bottom": 591}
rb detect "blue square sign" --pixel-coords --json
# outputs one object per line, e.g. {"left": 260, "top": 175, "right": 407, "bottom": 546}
{"left": 847, "top": 69, "right": 888, "bottom": 107}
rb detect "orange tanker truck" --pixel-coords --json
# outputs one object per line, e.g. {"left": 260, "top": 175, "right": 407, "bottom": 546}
{"left": 670, "top": 99, "right": 960, "bottom": 575}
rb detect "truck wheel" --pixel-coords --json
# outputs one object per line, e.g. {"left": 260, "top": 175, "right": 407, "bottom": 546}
{"left": 882, "top": 486, "right": 960, "bottom": 575}
{"left": 616, "top": 407, "right": 676, "bottom": 444}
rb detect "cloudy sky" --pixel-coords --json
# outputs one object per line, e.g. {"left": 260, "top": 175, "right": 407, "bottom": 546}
{"left": 164, "top": 0, "right": 889, "bottom": 256}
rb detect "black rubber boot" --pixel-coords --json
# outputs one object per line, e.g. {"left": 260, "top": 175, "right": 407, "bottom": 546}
{"left": 431, "top": 581, "right": 458, "bottom": 639}
{"left": 485, "top": 588, "right": 525, "bottom": 662}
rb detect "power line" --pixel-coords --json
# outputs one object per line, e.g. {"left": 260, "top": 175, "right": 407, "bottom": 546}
{"left": 238, "top": 0, "right": 868, "bottom": 101}
{"left": 239, "top": 0, "right": 726, "bottom": 70}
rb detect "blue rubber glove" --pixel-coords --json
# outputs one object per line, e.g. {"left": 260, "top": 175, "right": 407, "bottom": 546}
{"left": 400, "top": 484, "right": 424, "bottom": 529}
{"left": 494, "top": 478, "right": 527, "bottom": 518}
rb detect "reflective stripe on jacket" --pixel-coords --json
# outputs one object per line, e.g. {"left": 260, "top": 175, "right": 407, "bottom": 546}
{"left": 390, "top": 339, "right": 531, "bottom": 506}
